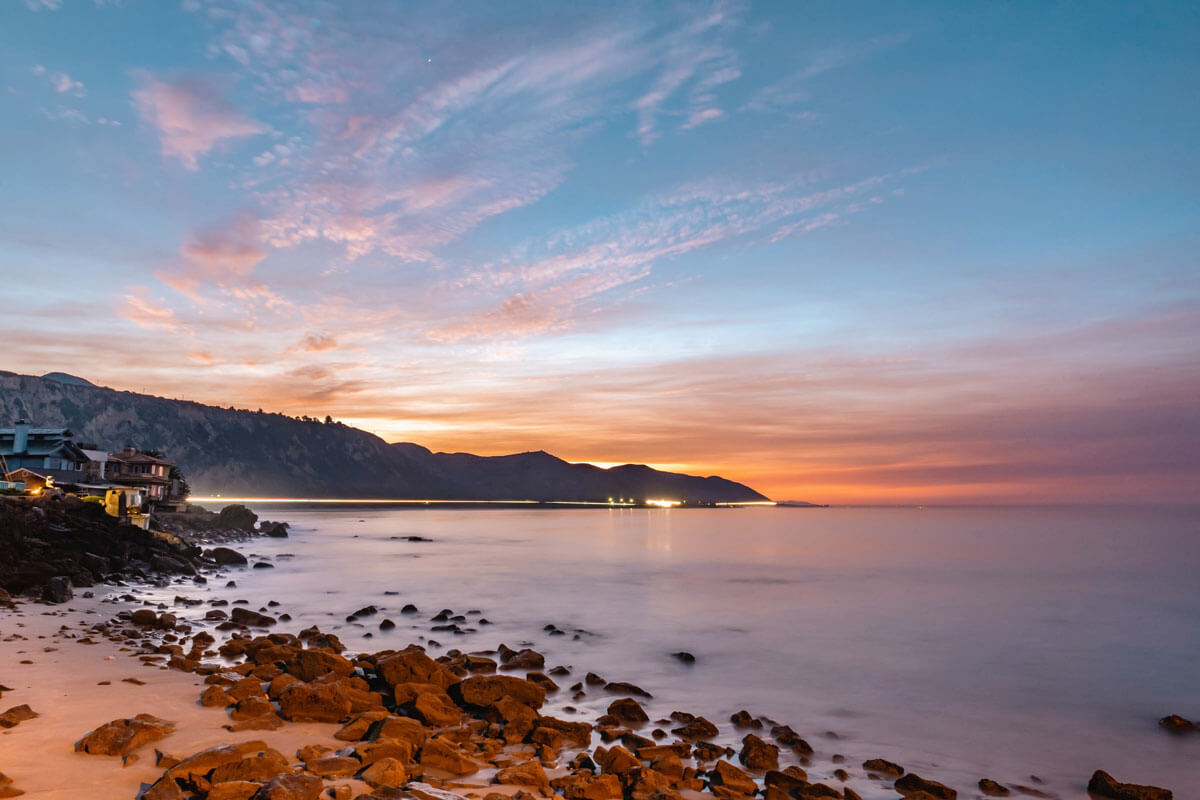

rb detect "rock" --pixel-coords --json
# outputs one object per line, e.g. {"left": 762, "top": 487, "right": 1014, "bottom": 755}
{"left": 75, "top": 714, "right": 174, "bottom": 756}
{"left": 710, "top": 760, "right": 757, "bottom": 795}
{"left": 863, "top": 758, "right": 905, "bottom": 777}
{"left": 0, "top": 704, "right": 38, "bottom": 729}
{"left": 419, "top": 738, "right": 478, "bottom": 775}
{"left": 43, "top": 575, "right": 73, "bottom": 603}
{"left": 978, "top": 779, "right": 1010, "bottom": 797}
{"left": 278, "top": 681, "right": 353, "bottom": 723}
{"left": 211, "top": 547, "right": 248, "bottom": 566}
{"left": 261, "top": 773, "right": 324, "bottom": 800}
{"left": 380, "top": 619, "right": 396, "bottom": 630}
{"left": 376, "top": 646, "right": 459, "bottom": 689}
{"left": 557, "top": 774, "right": 623, "bottom": 800}
{"left": 765, "top": 769, "right": 807, "bottom": 791}
{"left": 895, "top": 773, "right": 957, "bottom": 799}
{"left": 671, "top": 651, "right": 696, "bottom": 664}
{"left": 413, "top": 690, "right": 463, "bottom": 727}
{"left": 792, "top": 783, "right": 841, "bottom": 799}
{"left": 230, "top": 607, "right": 276, "bottom": 627}
{"left": 1157, "top": 714, "right": 1194, "bottom": 734}
{"left": 500, "top": 648, "right": 545, "bottom": 671}
{"left": 605, "top": 681, "right": 651, "bottom": 698}
{"left": 488, "top": 695, "right": 538, "bottom": 743}
{"left": 361, "top": 757, "right": 409, "bottom": 788}
{"left": 731, "top": 710, "right": 761, "bottom": 729}
{"left": 209, "top": 749, "right": 291, "bottom": 783}
{"left": 738, "top": 734, "right": 779, "bottom": 770}
{"left": 623, "top": 767, "right": 680, "bottom": 800}
{"left": 495, "top": 760, "right": 550, "bottom": 789}
{"left": 595, "top": 745, "right": 641, "bottom": 775}
{"left": 455, "top": 675, "right": 546, "bottom": 709}
{"left": 0, "top": 588, "right": 14, "bottom": 608}
{"left": 671, "top": 716, "right": 719, "bottom": 740}
{"left": 218, "top": 504, "right": 259, "bottom": 531}
{"left": 1086, "top": 770, "right": 1173, "bottom": 800}
{"left": 130, "top": 608, "right": 158, "bottom": 626}
{"left": 608, "top": 697, "right": 650, "bottom": 724}
{"left": 302, "top": 758, "right": 352, "bottom": 782}
{"left": 291, "top": 649, "right": 354, "bottom": 681}
{"left": 260, "top": 521, "right": 290, "bottom": 537}
{"left": 353, "top": 739, "right": 414, "bottom": 767}
{"left": 207, "top": 782, "right": 262, "bottom": 800}
{"left": 230, "top": 696, "right": 275, "bottom": 721}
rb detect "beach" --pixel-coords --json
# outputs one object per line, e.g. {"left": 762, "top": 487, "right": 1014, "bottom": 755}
{"left": 0, "top": 502, "right": 1194, "bottom": 799}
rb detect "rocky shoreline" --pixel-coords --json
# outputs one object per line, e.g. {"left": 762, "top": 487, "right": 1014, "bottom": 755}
{"left": 0, "top": 506, "right": 1183, "bottom": 800}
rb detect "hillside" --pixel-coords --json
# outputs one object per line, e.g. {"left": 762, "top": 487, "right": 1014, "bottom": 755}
{"left": 0, "top": 371, "right": 767, "bottom": 503}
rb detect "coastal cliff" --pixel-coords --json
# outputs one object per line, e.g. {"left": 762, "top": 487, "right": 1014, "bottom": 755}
{"left": 0, "top": 371, "right": 767, "bottom": 503}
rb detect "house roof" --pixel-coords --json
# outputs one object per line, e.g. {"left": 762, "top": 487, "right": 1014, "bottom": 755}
{"left": 81, "top": 449, "right": 108, "bottom": 462}
{"left": 109, "top": 451, "right": 173, "bottom": 465}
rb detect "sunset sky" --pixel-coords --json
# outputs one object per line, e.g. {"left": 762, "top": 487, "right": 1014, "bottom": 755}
{"left": 1, "top": 1, "right": 1197, "bottom": 504}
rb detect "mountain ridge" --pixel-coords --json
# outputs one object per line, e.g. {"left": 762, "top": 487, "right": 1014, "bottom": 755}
{"left": 0, "top": 371, "right": 768, "bottom": 503}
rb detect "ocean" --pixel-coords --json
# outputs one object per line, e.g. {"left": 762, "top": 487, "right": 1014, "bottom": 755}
{"left": 145, "top": 504, "right": 1200, "bottom": 797}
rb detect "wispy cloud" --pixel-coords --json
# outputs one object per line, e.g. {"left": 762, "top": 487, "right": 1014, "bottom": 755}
{"left": 132, "top": 72, "right": 267, "bottom": 170}
{"left": 436, "top": 172, "right": 905, "bottom": 340}
{"left": 743, "top": 33, "right": 907, "bottom": 113}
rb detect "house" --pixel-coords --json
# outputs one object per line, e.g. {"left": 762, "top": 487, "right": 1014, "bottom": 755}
{"left": 79, "top": 444, "right": 109, "bottom": 482}
{"left": 0, "top": 420, "right": 89, "bottom": 484}
{"left": 105, "top": 446, "right": 174, "bottom": 502}
{"left": 3, "top": 468, "right": 51, "bottom": 494}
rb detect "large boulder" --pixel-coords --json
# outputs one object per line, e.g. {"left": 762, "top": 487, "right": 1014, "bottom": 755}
{"left": 260, "top": 773, "right": 324, "bottom": 800}
{"left": 361, "top": 757, "right": 408, "bottom": 788}
{"left": 738, "top": 734, "right": 779, "bottom": 771}
{"left": 895, "top": 773, "right": 957, "bottom": 799}
{"left": 494, "top": 760, "right": 549, "bottom": 789}
{"left": 419, "top": 738, "right": 479, "bottom": 776}
{"left": 0, "top": 704, "right": 38, "bottom": 729}
{"left": 376, "top": 646, "right": 459, "bottom": 690}
{"left": 453, "top": 675, "right": 546, "bottom": 709}
{"left": 211, "top": 547, "right": 248, "bottom": 566}
{"left": 1087, "top": 771, "right": 1173, "bottom": 800}
{"left": 278, "top": 681, "right": 353, "bottom": 723}
{"left": 555, "top": 774, "right": 622, "bottom": 800}
{"left": 291, "top": 649, "right": 354, "bottom": 681}
{"left": 43, "top": 575, "right": 73, "bottom": 603}
{"left": 75, "top": 714, "right": 174, "bottom": 756}
{"left": 230, "top": 607, "right": 277, "bottom": 627}
{"left": 607, "top": 698, "right": 649, "bottom": 725}
{"left": 710, "top": 760, "right": 756, "bottom": 795}
{"left": 217, "top": 504, "right": 258, "bottom": 531}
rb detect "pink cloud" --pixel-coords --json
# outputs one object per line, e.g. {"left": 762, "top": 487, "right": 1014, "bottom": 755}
{"left": 118, "top": 286, "right": 188, "bottom": 334}
{"left": 132, "top": 72, "right": 267, "bottom": 170}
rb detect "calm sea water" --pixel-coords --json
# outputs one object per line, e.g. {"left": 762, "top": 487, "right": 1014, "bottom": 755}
{"left": 150, "top": 505, "right": 1200, "bottom": 797}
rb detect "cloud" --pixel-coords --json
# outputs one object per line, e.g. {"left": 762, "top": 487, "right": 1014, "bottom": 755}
{"left": 132, "top": 72, "right": 267, "bottom": 170}
{"left": 180, "top": 1, "right": 748, "bottom": 261}
{"left": 436, "top": 171, "right": 905, "bottom": 340}
{"left": 743, "top": 33, "right": 908, "bottom": 113}
{"left": 681, "top": 107, "right": 723, "bottom": 130}
{"left": 51, "top": 71, "right": 84, "bottom": 96}
{"left": 301, "top": 332, "right": 338, "bottom": 352}
{"left": 158, "top": 210, "right": 272, "bottom": 302}
{"left": 119, "top": 287, "right": 188, "bottom": 334}
{"left": 25, "top": 0, "right": 61, "bottom": 10}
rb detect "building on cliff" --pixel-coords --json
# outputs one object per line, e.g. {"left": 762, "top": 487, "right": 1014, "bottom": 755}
{"left": 104, "top": 446, "right": 174, "bottom": 502}
{"left": 0, "top": 420, "right": 89, "bottom": 484}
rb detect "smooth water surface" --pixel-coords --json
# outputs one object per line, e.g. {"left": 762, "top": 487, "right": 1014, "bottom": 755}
{"left": 154, "top": 505, "right": 1200, "bottom": 797}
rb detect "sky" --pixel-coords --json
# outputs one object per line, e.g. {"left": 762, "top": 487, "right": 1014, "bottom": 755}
{"left": 1, "top": 0, "right": 1197, "bottom": 504}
